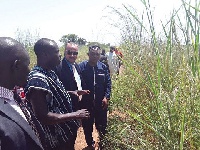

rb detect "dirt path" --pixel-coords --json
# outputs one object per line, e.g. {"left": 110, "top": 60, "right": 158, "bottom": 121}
{"left": 75, "top": 125, "right": 99, "bottom": 150}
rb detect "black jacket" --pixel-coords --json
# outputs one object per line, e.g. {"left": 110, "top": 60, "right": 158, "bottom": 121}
{"left": 55, "top": 58, "right": 86, "bottom": 111}
{"left": 0, "top": 98, "right": 44, "bottom": 150}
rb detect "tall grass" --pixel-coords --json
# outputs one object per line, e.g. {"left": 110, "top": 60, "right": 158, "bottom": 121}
{"left": 104, "top": 0, "right": 200, "bottom": 149}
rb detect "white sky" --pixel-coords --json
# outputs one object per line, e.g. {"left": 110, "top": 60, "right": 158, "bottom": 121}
{"left": 0, "top": 0, "right": 195, "bottom": 46}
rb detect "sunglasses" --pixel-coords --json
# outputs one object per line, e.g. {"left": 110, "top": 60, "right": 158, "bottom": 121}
{"left": 67, "top": 51, "right": 78, "bottom": 55}
{"left": 89, "top": 45, "right": 100, "bottom": 51}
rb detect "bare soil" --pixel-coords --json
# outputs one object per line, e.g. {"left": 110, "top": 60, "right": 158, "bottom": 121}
{"left": 75, "top": 125, "right": 99, "bottom": 150}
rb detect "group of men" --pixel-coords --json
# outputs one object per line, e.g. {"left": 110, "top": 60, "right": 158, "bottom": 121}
{"left": 0, "top": 37, "right": 111, "bottom": 150}
{"left": 100, "top": 46, "right": 123, "bottom": 76}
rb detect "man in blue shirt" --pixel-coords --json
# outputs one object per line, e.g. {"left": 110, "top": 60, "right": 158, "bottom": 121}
{"left": 79, "top": 45, "right": 111, "bottom": 149}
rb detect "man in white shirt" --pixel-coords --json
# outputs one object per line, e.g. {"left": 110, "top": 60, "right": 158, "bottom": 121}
{"left": 105, "top": 46, "right": 119, "bottom": 76}
{"left": 55, "top": 42, "right": 89, "bottom": 149}
{"left": 56, "top": 42, "right": 89, "bottom": 111}
{"left": 0, "top": 37, "right": 44, "bottom": 150}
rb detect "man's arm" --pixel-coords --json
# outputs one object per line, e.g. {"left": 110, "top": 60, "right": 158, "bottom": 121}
{"left": 29, "top": 89, "right": 90, "bottom": 125}
{"left": 102, "top": 66, "right": 112, "bottom": 109}
{"left": 68, "top": 90, "right": 90, "bottom": 96}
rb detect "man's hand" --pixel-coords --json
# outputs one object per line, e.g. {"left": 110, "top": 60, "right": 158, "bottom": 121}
{"left": 68, "top": 90, "right": 90, "bottom": 97}
{"left": 77, "top": 90, "right": 90, "bottom": 96}
{"left": 102, "top": 97, "right": 109, "bottom": 109}
{"left": 74, "top": 109, "right": 90, "bottom": 119}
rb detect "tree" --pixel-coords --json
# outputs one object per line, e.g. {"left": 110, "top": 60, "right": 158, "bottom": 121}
{"left": 60, "top": 34, "right": 87, "bottom": 45}
{"left": 15, "top": 28, "right": 40, "bottom": 48}
{"left": 77, "top": 37, "right": 86, "bottom": 45}
{"left": 60, "top": 34, "right": 78, "bottom": 43}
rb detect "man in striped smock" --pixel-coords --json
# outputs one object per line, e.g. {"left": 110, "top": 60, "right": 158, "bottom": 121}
{"left": 25, "top": 38, "right": 90, "bottom": 150}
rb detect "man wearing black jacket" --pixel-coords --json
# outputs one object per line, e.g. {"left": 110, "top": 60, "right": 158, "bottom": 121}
{"left": 0, "top": 37, "right": 44, "bottom": 150}
{"left": 55, "top": 42, "right": 89, "bottom": 111}
{"left": 55, "top": 42, "right": 89, "bottom": 149}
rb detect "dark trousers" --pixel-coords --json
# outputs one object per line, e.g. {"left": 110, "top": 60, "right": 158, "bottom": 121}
{"left": 51, "top": 130, "right": 77, "bottom": 150}
{"left": 82, "top": 107, "right": 107, "bottom": 146}
{"left": 65, "top": 134, "right": 77, "bottom": 150}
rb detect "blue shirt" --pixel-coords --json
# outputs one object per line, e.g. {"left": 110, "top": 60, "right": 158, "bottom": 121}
{"left": 79, "top": 61, "right": 111, "bottom": 108}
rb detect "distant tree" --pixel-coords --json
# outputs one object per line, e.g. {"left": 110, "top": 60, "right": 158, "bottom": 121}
{"left": 87, "top": 42, "right": 101, "bottom": 47}
{"left": 77, "top": 37, "right": 86, "bottom": 45}
{"left": 60, "top": 34, "right": 87, "bottom": 45}
{"left": 15, "top": 28, "right": 40, "bottom": 48}
{"left": 60, "top": 34, "right": 78, "bottom": 43}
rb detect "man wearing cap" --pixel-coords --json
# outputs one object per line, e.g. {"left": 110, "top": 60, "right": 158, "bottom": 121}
{"left": 79, "top": 45, "right": 111, "bottom": 149}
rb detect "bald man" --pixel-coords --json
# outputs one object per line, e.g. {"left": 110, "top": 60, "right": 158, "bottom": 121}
{"left": 25, "top": 39, "right": 90, "bottom": 150}
{"left": 0, "top": 37, "right": 44, "bottom": 150}
{"left": 55, "top": 42, "right": 90, "bottom": 149}
{"left": 55, "top": 42, "right": 89, "bottom": 112}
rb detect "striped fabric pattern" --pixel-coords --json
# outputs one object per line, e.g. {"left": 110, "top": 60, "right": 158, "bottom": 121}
{"left": 25, "top": 66, "right": 79, "bottom": 149}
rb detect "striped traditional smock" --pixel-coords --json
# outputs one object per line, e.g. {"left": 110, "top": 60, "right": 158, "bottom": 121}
{"left": 25, "top": 66, "right": 79, "bottom": 150}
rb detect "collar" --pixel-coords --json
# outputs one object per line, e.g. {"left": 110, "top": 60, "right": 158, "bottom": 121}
{"left": 0, "top": 86, "right": 14, "bottom": 101}
{"left": 64, "top": 58, "right": 75, "bottom": 65}
{"left": 64, "top": 58, "right": 75, "bottom": 71}
{"left": 87, "top": 61, "right": 103, "bottom": 69}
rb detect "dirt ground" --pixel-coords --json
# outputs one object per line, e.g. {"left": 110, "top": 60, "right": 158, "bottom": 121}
{"left": 75, "top": 125, "right": 99, "bottom": 150}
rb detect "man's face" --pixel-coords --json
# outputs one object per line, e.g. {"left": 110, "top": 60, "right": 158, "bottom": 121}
{"left": 110, "top": 47, "right": 114, "bottom": 53}
{"left": 47, "top": 46, "right": 61, "bottom": 68}
{"left": 88, "top": 49, "right": 101, "bottom": 64}
{"left": 65, "top": 48, "right": 78, "bottom": 63}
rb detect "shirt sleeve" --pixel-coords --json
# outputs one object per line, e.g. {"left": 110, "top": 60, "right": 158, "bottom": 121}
{"left": 25, "top": 72, "right": 52, "bottom": 99}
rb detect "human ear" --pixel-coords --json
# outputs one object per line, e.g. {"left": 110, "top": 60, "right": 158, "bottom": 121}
{"left": 11, "top": 60, "right": 20, "bottom": 70}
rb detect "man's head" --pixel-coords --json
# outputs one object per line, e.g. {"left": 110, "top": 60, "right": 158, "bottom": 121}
{"left": 64, "top": 42, "right": 78, "bottom": 63}
{"left": 88, "top": 45, "right": 101, "bottom": 65}
{"left": 115, "top": 47, "right": 119, "bottom": 52}
{"left": 34, "top": 38, "right": 61, "bottom": 69}
{"left": 110, "top": 46, "right": 115, "bottom": 53}
{"left": 0, "top": 37, "right": 30, "bottom": 89}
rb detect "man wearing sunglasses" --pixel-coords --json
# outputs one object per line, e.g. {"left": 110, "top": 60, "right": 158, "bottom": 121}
{"left": 56, "top": 42, "right": 90, "bottom": 112}
{"left": 79, "top": 45, "right": 111, "bottom": 149}
{"left": 55, "top": 42, "right": 90, "bottom": 149}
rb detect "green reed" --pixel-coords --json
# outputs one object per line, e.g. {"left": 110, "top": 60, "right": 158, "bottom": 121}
{"left": 104, "top": 0, "right": 200, "bottom": 149}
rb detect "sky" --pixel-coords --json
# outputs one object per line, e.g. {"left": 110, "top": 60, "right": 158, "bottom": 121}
{"left": 0, "top": 0, "right": 194, "bottom": 46}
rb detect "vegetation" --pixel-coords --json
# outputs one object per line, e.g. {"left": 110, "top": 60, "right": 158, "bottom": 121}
{"left": 103, "top": 0, "right": 200, "bottom": 149}
{"left": 60, "top": 34, "right": 87, "bottom": 45}
{"left": 15, "top": 28, "right": 40, "bottom": 48}
{"left": 18, "top": 0, "right": 199, "bottom": 149}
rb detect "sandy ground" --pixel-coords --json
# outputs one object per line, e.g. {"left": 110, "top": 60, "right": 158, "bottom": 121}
{"left": 75, "top": 125, "right": 99, "bottom": 150}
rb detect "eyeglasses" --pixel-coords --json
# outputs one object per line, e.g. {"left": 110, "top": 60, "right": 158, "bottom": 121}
{"left": 67, "top": 51, "right": 78, "bottom": 55}
{"left": 89, "top": 45, "right": 100, "bottom": 51}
